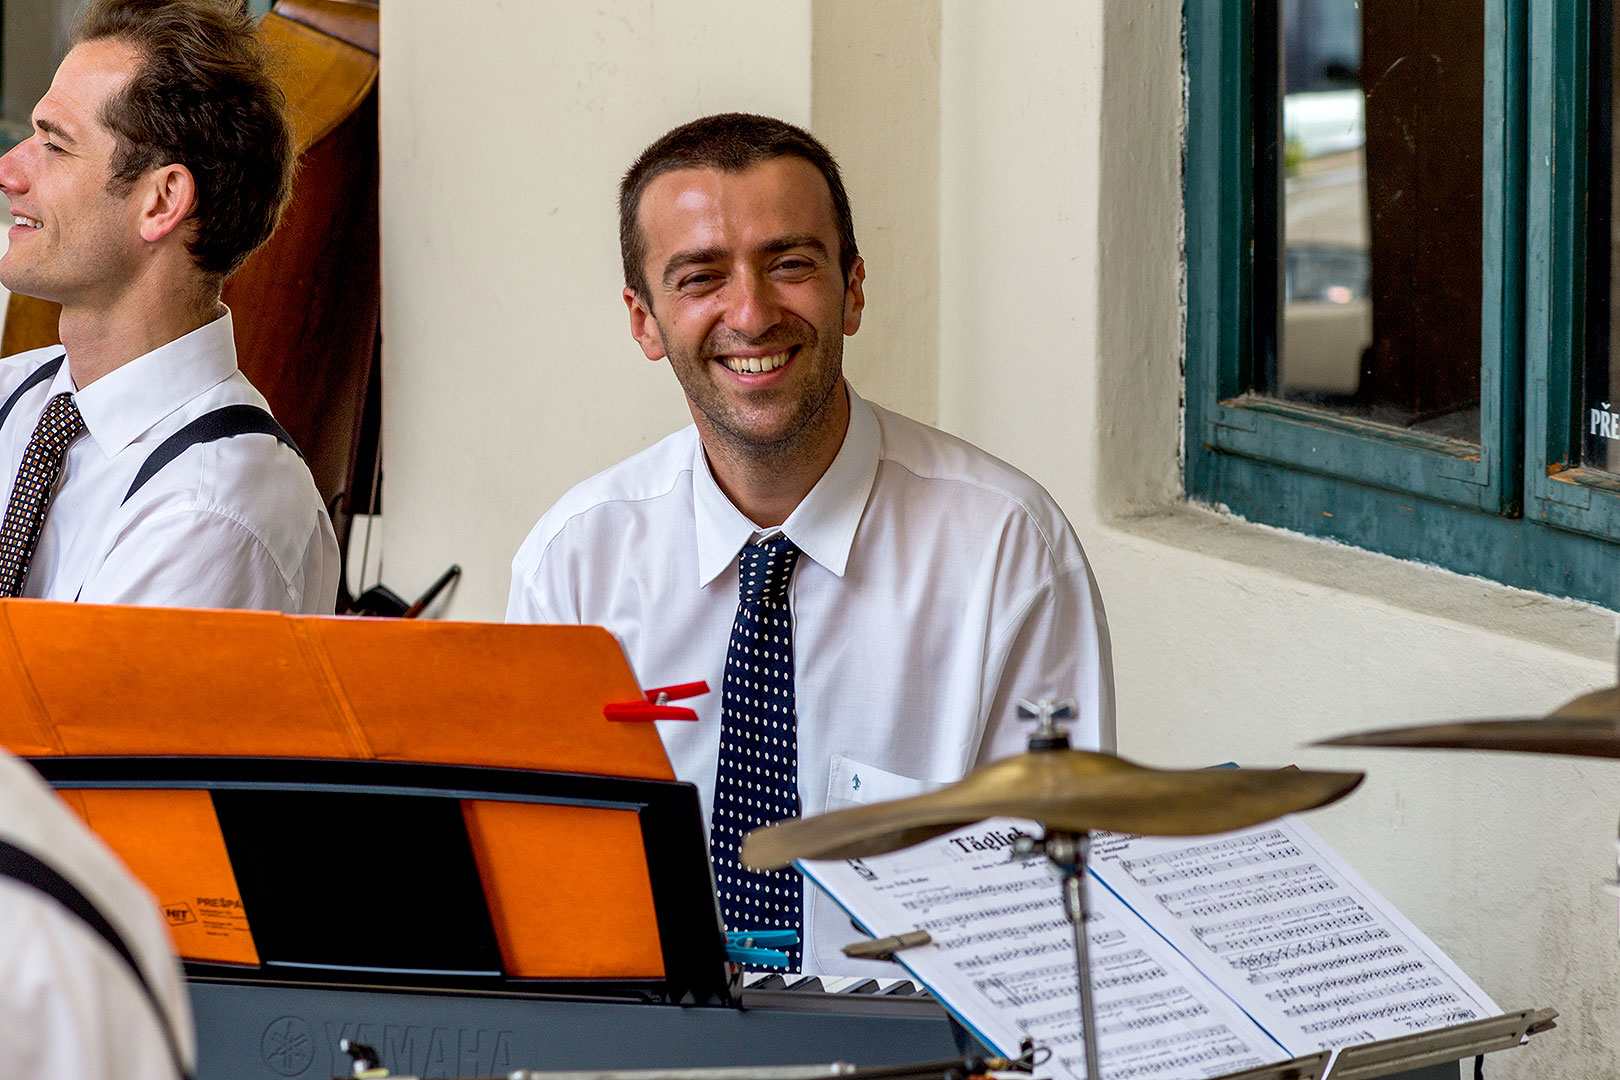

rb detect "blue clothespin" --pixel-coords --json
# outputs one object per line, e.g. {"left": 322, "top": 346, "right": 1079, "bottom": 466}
{"left": 725, "top": 929, "right": 799, "bottom": 968}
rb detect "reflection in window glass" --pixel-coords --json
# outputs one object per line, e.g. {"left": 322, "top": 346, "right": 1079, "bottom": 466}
{"left": 0, "top": 2, "right": 276, "bottom": 144}
{"left": 1, "top": 0, "right": 78, "bottom": 142}
{"left": 1267, "top": 0, "right": 1483, "bottom": 444}
{"left": 1585, "top": 0, "right": 1620, "bottom": 473}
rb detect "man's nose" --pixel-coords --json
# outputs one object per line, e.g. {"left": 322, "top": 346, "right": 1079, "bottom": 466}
{"left": 0, "top": 141, "right": 31, "bottom": 201}
{"left": 723, "top": 272, "right": 783, "bottom": 340}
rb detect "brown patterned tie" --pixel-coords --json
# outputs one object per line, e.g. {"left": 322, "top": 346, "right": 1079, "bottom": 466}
{"left": 0, "top": 393, "right": 84, "bottom": 597}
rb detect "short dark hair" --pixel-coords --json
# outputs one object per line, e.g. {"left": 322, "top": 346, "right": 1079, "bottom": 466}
{"left": 619, "top": 113, "right": 858, "bottom": 300}
{"left": 74, "top": 0, "right": 294, "bottom": 280}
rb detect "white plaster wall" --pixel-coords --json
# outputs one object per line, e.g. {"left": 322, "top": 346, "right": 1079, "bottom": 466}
{"left": 936, "top": 1, "right": 1105, "bottom": 518}
{"left": 382, "top": 0, "right": 1620, "bottom": 1073}
{"left": 811, "top": 0, "right": 941, "bottom": 424}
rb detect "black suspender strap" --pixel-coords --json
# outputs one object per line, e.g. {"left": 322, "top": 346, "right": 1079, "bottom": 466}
{"left": 124, "top": 404, "right": 302, "bottom": 504}
{"left": 0, "top": 353, "right": 65, "bottom": 431}
{"left": 0, "top": 839, "right": 194, "bottom": 1080}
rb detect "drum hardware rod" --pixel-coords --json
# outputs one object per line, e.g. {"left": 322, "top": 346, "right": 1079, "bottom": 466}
{"left": 1014, "top": 830, "right": 1102, "bottom": 1080}
{"left": 838, "top": 1051, "right": 1029, "bottom": 1080}
{"left": 1010, "top": 699, "right": 1102, "bottom": 1080}
{"left": 493, "top": 1056, "right": 1032, "bottom": 1080}
{"left": 501, "top": 1068, "right": 859, "bottom": 1080}
{"left": 350, "top": 1067, "right": 863, "bottom": 1080}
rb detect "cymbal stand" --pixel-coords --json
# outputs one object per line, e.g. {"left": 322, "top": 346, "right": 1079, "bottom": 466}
{"left": 1013, "top": 698, "right": 1103, "bottom": 1080}
{"left": 1012, "top": 828, "right": 1102, "bottom": 1080}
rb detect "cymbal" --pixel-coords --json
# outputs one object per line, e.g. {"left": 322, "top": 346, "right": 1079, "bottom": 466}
{"left": 1315, "top": 686, "right": 1620, "bottom": 759}
{"left": 741, "top": 750, "right": 1363, "bottom": 870}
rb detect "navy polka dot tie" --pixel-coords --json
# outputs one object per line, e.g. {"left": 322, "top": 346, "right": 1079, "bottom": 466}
{"left": 0, "top": 393, "right": 83, "bottom": 598}
{"left": 711, "top": 535, "right": 803, "bottom": 968}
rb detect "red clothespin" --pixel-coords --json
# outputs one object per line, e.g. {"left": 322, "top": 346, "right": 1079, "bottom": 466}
{"left": 603, "top": 681, "right": 710, "bottom": 722}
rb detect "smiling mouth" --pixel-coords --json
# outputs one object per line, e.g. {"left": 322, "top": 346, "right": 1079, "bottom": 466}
{"left": 11, "top": 215, "right": 39, "bottom": 229}
{"left": 720, "top": 349, "right": 792, "bottom": 375}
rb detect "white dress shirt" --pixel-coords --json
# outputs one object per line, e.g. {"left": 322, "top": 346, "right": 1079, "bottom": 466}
{"left": 0, "top": 310, "right": 338, "bottom": 612}
{"left": 509, "top": 386, "right": 1114, "bottom": 975}
{"left": 0, "top": 750, "right": 196, "bottom": 1080}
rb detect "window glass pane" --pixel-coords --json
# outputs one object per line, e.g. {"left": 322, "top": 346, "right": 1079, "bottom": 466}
{"left": 0, "top": 1, "right": 277, "bottom": 142}
{"left": 1, "top": 0, "right": 77, "bottom": 140}
{"left": 1265, "top": 0, "right": 1484, "bottom": 445}
{"left": 1584, "top": 0, "right": 1620, "bottom": 472}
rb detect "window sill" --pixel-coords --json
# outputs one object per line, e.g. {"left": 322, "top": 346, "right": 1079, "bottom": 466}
{"left": 1096, "top": 501, "right": 1618, "bottom": 667}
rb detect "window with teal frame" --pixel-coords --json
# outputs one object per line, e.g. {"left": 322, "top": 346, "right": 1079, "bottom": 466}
{"left": 1185, "top": 0, "right": 1620, "bottom": 610}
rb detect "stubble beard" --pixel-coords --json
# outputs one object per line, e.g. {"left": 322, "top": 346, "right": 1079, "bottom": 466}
{"left": 0, "top": 247, "right": 51, "bottom": 302}
{"left": 2, "top": 229, "right": 124, "bottom": 308}
{"left": 677, "top": 327, "right": 846, "bottom": 471}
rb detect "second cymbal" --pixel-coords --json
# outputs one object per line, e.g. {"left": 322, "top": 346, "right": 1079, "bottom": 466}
{"left": 1316, "top": 686, "right": 1620, "bottom": 759}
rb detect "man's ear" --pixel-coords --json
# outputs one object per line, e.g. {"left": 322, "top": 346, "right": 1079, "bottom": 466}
{"left": 137, "top": 163, "right": 197, "bottom": 245}
{"left": 843, "top": 256, "right": 866, "bottom": 336}
{"left": 625, "top": 287, "right": 667, "bottom": 361}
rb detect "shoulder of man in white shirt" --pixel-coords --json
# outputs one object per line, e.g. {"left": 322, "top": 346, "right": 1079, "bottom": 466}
{"left": 0, "top": 751, "right": 195, "bottom": 1080}
{"left": 511, "top": 424, "right": 699, "bottom": 578}
{"left": 0, "top": 345, "right": 65, "bottom": 388}
{"left": 866, "top": 400, "right": 1086, "bottom": 559}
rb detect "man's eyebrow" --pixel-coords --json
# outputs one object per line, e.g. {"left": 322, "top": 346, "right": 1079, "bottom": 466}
{"left": 760, "top": 235, "right": 829, "bottom": 259}
{"left": 35, "top": 118, "right": 77, "bottom": 146}
{"left": 660, "top": 235, "right": 830, "bottom": 286}
{"left": 661, "top": 246, "right": 728, "bottom": 286}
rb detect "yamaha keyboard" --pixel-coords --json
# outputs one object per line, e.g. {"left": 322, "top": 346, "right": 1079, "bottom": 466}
{"left": 188, "top": 973, "right": 1470, "bottom": 1080}
{"left": 191, "top": 974, "right": 965, "bottom": 1079}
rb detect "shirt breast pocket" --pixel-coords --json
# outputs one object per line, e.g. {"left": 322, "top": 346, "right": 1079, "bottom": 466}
{"left": 807, "top": 755, "right": 947, "bottom": 974}
{"left": 823, "top": 754, "right": 947, "bottom": 811}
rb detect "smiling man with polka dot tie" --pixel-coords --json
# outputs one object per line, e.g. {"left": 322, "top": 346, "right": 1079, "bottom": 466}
{"left": 509, "top": 113, "right": 1115, "bottom": 975}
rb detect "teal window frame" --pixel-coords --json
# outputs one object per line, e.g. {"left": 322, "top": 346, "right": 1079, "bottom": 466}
{"left": 1525, "top": 0, "right": 1620, "bottom": 536}
{"left": 1186, "top": 0, "right": 1620, "bottom": 609}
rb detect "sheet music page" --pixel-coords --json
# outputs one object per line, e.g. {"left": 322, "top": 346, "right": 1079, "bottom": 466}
{"left": 1086, "top": 815, "right": 1500, "bottom": 1053}
{"left": 800, "top": 821, "right": 1290, "bottom": 1080}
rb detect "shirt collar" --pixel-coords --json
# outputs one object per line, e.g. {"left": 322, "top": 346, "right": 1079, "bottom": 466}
{"left": 693, "top": 382, "right": 882, "bottom": 587}
{"left": 58, "top": 308, "right": 238, "bottom": 457}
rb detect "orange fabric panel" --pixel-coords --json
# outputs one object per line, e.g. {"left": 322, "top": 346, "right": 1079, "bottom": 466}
{"left": 0, "top": 606, "right": 64, "bottom": 755}
{"left": 74, "top": 789, "right": 260, "bottom": 966}
{"left": 463, "top": 801, "right": 665, "bottom": 979}
{"left": 5, "top": 603, "right": 359, "bottom": 758}
{"left": 0, "top": 602, "right": 678, "bottom": 780}
{"left": 315, "top": 620, "right": 675, "bottom": 780}
{"left": 56, "top": 787, "right": 91, "bottom": 823}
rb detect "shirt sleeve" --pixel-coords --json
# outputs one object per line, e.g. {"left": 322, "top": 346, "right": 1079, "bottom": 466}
{"left": 506, "top": 554, "right": 546, "bottom": 623}
{"left": 0, "top": 893, "right": 186, "bottom": 1080}
{"left": 506, "top": 530, "right": 580, "bottom": 625}
{"left": 77, "top": 507, "right": 322, "bottom": 613}
{"left": 977, "top": 553, "right": 1116, "bottom": 764}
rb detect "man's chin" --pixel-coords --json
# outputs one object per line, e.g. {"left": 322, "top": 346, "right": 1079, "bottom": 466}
{"left": 0, "top": 267, "right": 61, "bottom": 305}
{"left": 0, "top": 262, "right": 29, "bottom": 295}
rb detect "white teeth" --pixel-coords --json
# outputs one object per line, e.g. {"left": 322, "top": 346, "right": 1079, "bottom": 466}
{"left": 11, "top": 215, "right": 39, "bottom": 228}
{"left": 723, "top": 350, "right": 790, "bottom": 375}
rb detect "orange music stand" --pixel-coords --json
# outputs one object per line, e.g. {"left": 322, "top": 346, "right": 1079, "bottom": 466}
{"left": 0, "top": 601, "right": 728, "bottom": 1003}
